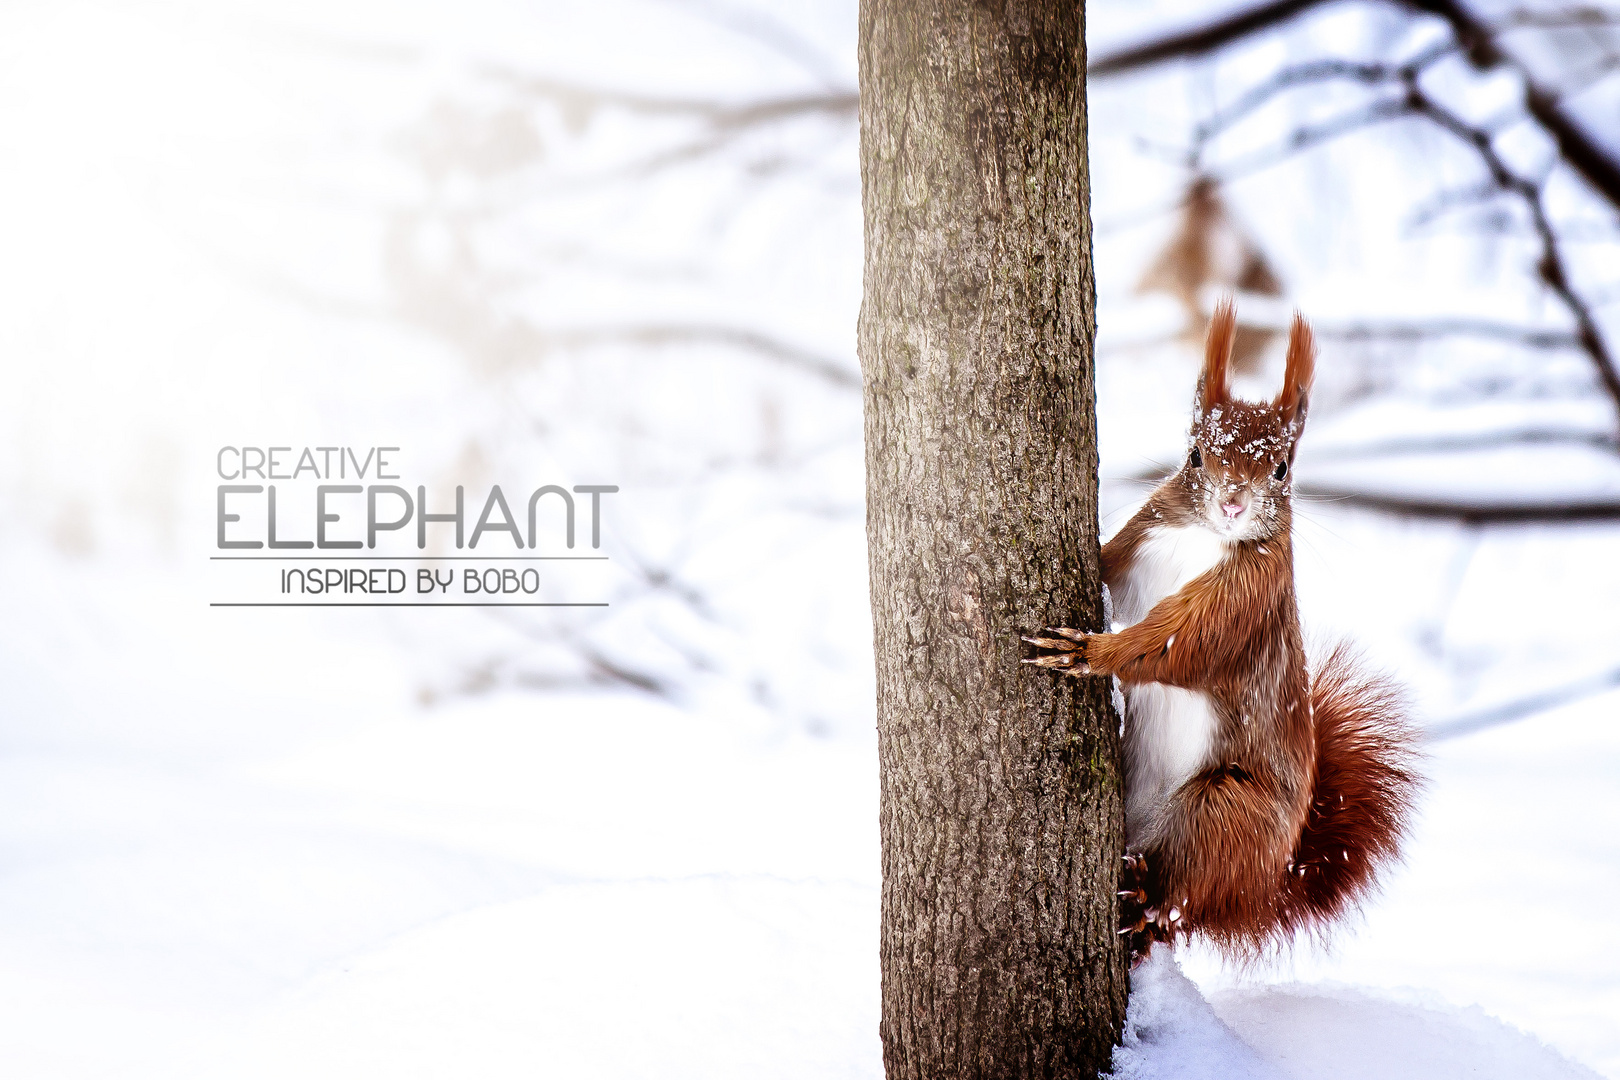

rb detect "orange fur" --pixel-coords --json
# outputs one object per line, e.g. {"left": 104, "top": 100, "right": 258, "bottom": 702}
{"left": 1199, "top": 297, "right": 1236, "bottom": 413}
{"left": 1277, "top": 312, "right": 1315, "bottom": 424}
{"left": 1027, "top": 301, "right": 1422, "bottom": 958}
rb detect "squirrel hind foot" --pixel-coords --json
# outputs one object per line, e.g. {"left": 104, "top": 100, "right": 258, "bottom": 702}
{"left": 1119, "top": 851, "right": 1182, "bottom": 965}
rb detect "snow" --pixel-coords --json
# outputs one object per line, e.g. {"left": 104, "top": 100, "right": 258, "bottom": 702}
{"left": 235, "top": 877, "right": 879, "bottom": 1080}
{"left": 4, "top": 531, "right": 1615, "bottom": 1079}
{"left": 1212, "top": 979, "right": 1605, "bottom": 1080}
{"left": 1110, "top": 952, "right": 1286, "bottom": 1080}
{"left": 0, "top": 550, "right": 883, "bottom": 1077}
{"left": 1114, "top": 952, "right": 1605, "bottom": 1080}
{"left": 0, "top": 0, "right": 1617, "bottom": 1076}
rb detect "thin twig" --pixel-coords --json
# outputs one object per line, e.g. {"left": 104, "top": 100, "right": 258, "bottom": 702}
{"left": 1211, "top": 96, "right": 1416, "bottom": 178}
{"left": 1194, "top": 44, "right": 1453, "bottom": 143}
{"left": 1400, "top": 82, "right": 1620, "bottom": 426}
{"left": 1402, "top": 180, "right": 1506, "bottom": 230}
{"left": 1413, "top": 1, "right": 1620, "bottom": 206}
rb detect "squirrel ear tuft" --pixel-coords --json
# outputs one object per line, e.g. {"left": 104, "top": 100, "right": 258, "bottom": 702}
{"left": 1276, "top": 311, "right": 1316, "bottom": 424}
{"left": 1198, "top": 297, "right": 1236, "bottom": 413}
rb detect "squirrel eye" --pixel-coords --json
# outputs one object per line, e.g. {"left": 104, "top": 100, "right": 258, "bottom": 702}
{"left": 1189, "top": 446, "right": 1203, "bottom": 470}
{"left": 1273, "top": 460, "right": 1288, "bottom": 481}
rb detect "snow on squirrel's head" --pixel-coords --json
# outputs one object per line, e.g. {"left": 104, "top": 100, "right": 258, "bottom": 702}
{"left": 1179, "top": 297, "right": 1316, "bottom": 541}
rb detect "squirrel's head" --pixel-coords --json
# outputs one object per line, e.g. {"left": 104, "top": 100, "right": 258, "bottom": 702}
{"left": 1179, "top": 298, "right": 1315, "bottom": 541}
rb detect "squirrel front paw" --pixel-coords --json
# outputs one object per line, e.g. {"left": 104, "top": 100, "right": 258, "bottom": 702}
{"left": 1021, "top": 627, "right": 1091, "bottom": 676}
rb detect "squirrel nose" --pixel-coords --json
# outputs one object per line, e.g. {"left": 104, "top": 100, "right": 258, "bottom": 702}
{"left": 1221, "top": 501, "right": 1244, "bottom": 519}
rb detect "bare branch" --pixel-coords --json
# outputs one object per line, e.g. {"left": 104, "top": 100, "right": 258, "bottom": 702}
{"left": 1213, "top": 95, "right": 1416, "bottom": 178}
{"left": 659, "top": 0, "right": 848, "bottom": 89}
{"left": 1195, "top": 59, "right": 1397, "bottom": 142}
{"left": 1111, "top": 434, "right": 1620, "bottom": 525}
{"left": 1194, "top": 44, "right": 1453, "bottom": 144}
{"left": 1489, "top": 6, "right": 1620, "bottom": 32}
{"left": 1098, "top": 317, "right": 1585, "bottom": 360}
{"left": 1191, "top": 47, "right": 1620, "bottom": 430}
{"left": 610, "top": 538, "right": 725, "bottom": 625}
{"left": 481, "top": 67, "right": 857, "bottom": 127}
{"left": 574, "top": 130, "right": 747, "bottom": 184}
{"left": 1410, "top": 0, "right": 1620, "bottom": 207}
{"left": 1315, "top": 318, "right": 1580, "bottom": 349}
{"left": 1305, "top": 429, "right": 1618, "bottom": 461}
{"left": 548, "top": 323, "right": 860, "bottom": 390}
{"left": 1400, "top": 84, "right": 1620, "bottom": 427}
{"left": 1088, "top": 0, "right": 1620, "bottom": 208}
{"left": 1295, "top": 484, "right": 1620, "bottom": 522}
{"left": 1426, "top": 663, "right": 1620, "bottom": 741}
{"left": 249, "top": 253, "right": 860, "bottom": 391}
{"left": 1402, "top": 180, "right": 1505, "bottom": 229}
{"left": 470, "top": 73, "right": 855, "bottom": 188}
{"left": 573, "top": 644, "right": 675, "bottom": 696}
{"left": 1088, "top": 0, "right": 1334, "bottom": 77}
{"left": 1103, "top": 478, "right": 1620, "bottom": 523}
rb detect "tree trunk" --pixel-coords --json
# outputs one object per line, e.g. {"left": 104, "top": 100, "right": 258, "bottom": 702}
{"left": 857, "top": 2, "right": 1127, "bottom": 1077}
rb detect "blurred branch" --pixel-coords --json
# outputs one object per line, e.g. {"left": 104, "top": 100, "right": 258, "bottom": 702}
{"left": 1112, "top": 0, "right": 1620, "bottom": 432}
{"left": 1114, "top": 437, "right": 1620, "bottom": 523}
{"left": 1427, "top": 663, "right": 1620, "bottom": 741}
{"left": 1402, "top": 180, "right": 1504, "bottom": 229}
{"left": 1212, "top": 95, "right": 1416, "bottom": 176}
{"left": 256, "top": 251, "right": 861, "bottom": 391}
{"left": 1088, "top": 0, "right": 1334, "bottom": 76}
{"left": 1099, "top": 318, "right": 1583, "bottom": 358}
{"left": 1296, "top": 484, "right": 1620, "bottom": 521}
{"left": 483, "top": 68, "right": 857, "bottom": 127}
{"left": 612, "top": 538, "right": 724, "bottom": 625}
{"left": 1412, "top": 0, "right": 1620, "bottom": 207}
{"left": 475, "top": 72, "right": 856, "bottom": 187}
{"left": 473, "top": 537, "right": 731, "bottom": 700}
{"left": 1488, "top": 6, "right": 1620, "bottom": 33}
{"left": 1091, "top": 0, "right": 1620, "bottom": 208}
{"left": 661, "top": 0, "right": 848, "bottom": 88}
{"left": 1399, "top": 84, "right": 1620, "bottom": 427}
{"left": 1305, "top": 428, "right": 1619, "bottom": 460}
{"left": 1193, "top": 44, "right": 1453, "bottom": 143}
{"left": 1315, "top": 318, "right": 1580, "bottom": 349}
{"left": 549, "top": 324, "right": 860, "bottom": 390}
{"left": 575, "top": 645, "right": 673, "bottom": 695}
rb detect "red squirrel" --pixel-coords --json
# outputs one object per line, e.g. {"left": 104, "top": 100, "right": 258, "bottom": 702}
{"left": 1025, "top": 299, "right": 1421, "bottom": 960}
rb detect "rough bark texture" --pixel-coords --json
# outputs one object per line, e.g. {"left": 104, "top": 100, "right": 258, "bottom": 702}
{"left": 857, "top": 2, "right": 1128, "bottom": 1078}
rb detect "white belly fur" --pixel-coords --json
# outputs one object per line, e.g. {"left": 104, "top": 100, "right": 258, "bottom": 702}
{"left": 1113, "top": 525, "right": 1229, "bottom": 847}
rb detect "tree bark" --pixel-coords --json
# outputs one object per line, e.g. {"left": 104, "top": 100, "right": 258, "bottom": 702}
{"left": 857, "top": 3, "right": 1128, "bottom": 1078}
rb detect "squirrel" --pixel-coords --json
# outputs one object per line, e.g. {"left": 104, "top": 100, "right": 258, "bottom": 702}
{"left": 1024, "top": 298, "right": 1421, "bottom": 961}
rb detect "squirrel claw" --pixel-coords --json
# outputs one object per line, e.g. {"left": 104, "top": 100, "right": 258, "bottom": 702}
{"left": 1021, "top": 630, "right": 1090, "bottom": 676}
{"left": 1022, "top": 653, "right": 1090, "bottom": 674}
{"left": 1021, "top": 635, "right": 1078, "bottom": 650}
{"left": 1119, "top": 851, "right": 1175, "bottom": 964}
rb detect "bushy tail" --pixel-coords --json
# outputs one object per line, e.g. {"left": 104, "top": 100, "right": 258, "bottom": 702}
{"left": 1278, "top": 643, "right": 1424, "bottom": 941}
